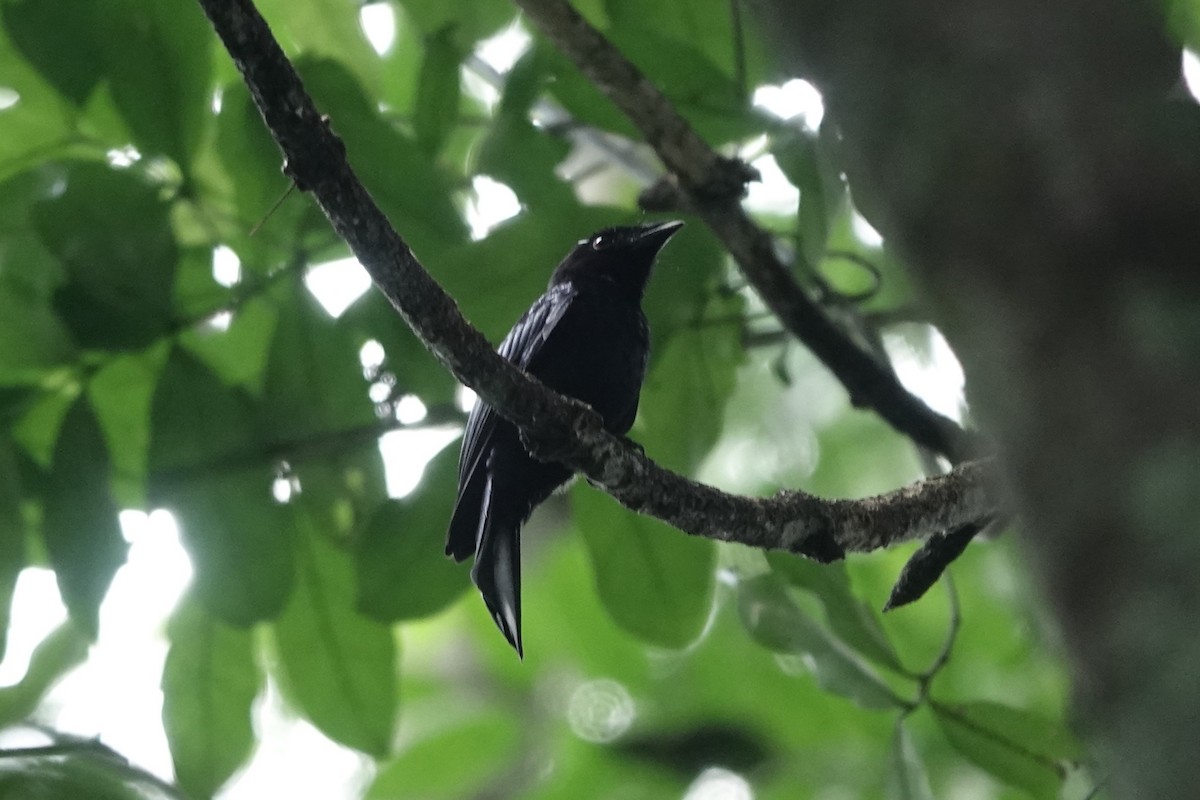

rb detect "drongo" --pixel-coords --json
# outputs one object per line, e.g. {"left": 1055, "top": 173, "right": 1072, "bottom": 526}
{"left": 446, "top": 221, "right": 684, "bottom": 656}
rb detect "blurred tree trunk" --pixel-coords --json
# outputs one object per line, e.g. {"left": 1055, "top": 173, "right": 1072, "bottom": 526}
{"left": 753, "top": 0, "right": 1200, "bottom": 796}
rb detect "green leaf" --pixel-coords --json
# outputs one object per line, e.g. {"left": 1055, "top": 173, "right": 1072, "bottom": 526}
{"left": 774, "top": 131, "right": 838, "bottom": 270}
{"left": 149, "top": 346, "right": 293, "bottom": 624}
{"left": 181, "top": 295, "right": 279, "bottom": 395}
{"left": 737, "top": 573, "right": 906, "bottom": 710}
{"left": 378, "top": 3, "right": 424, "bottom": 114}
{"left": 88, "top": 347, "right": 167, "bottom": 505}
{"left": 288, "top": 450, "right": 389, "bottom": 549}
{"left": 535, "top": 41, "right": 631, "bottom": 140}
{"left": 340, "top": 292, "right": 455, "bottom": 405}
{"left": 148, "top": 347, "right": 261, "bottom": 478}
{"left": 399, "top": 0, "right": 516, "bottom": 43}
{"left": 211, "top": 79, "right": 307, "bottom": 250}
{"left": 888, "top": 723, "right": 936, "bottom": 800}
{"left": 171, "top": 246, "right": 228, "bottom": 320}
{"left": 273, "top": 506, "right": 398, "bottom": 756}
{"left": 10, "top": 385, "right": 75, "bottom": 469}
{"left": 637, "top": 313, "right": 742, "bottom": 475}
{"left": 437, "top": 210, "right": 618, "bottom": 342}
{"left": 0, "top": 435, "right": 24, "bottom": 660}
{"left": 0, "top": 168, "right": 65, "bottom": 293}
{"left": 1, "top": 0, "right": 104, "bottom": 105}
{"left": 355, "top": 448, "right": 469, "bottom": 621}
{"left": 256, "top": 0, "right": 383, "bottom": 95}
{"left": 603, "top": 0, "right": 771, "bottom": 87}
{"left": 414, "top": 26, "right": 463, "bottom": 156}
{"left": 640, "top": 223, "right": 725, "bottom": 342}
{"left": 767, "top": 551, "right": 905, "bottom": 674}
{"left": 32, "top": 162, "right": 177, "bottom": 351}
{"left": 476, "top": 114, "right": 573, "bottom": 212}
{"left": 805, "top": 396, "right": 923, "bottom": 500}
{"left": 77, "top": 79, "right": 137, "bottom": 149}
{"left": 260, "top": 280, "right": 377, "bottom": 443}
{"left": 205, "top": 80, "right": 347, "bottom": 270}
{"left": 93, "top": 0, "right": 213, "bottom": 169}
{"left": 299, "top": 57, "right": 468, "bottom": 254}
{"left": 0, "top": 737, "right": 179, "bottom": 800}
{"left": 0, "top": 169, "right": 76, "bottom": 382}
{"left": 476, "top": 49, "right": 573, "bottom": 211}
{"left": 0, "top": 279, "right": 77, "bottom": 382}
{"left": 41, "top": 395, "right": 128, "bottom": 637}
{"left": 0, "top": 621, "right": 90, "bottom": 728}
{"left": 0, "top": 386, "right": 32, "bottom": 423}
{"left": 933, "top": 700, "right": 1081, "bottom": 799}
{"left": 496, "top": 44, "right": 548, "bottom": 118}
{"left": 367, "top": 713, "right": 521, "bottom": 800}
{"left": 615, "top": 29, "right": 747, "bottom": 122}
{"left": 162, "top": 599, "right": 261, "bottom": 800}
{"left": 0, "top": 27, "right": 75, "bottom": 177}
{"left": 161, "top": 468, "right": 294, "bottom": 627}
{"left": 574, "top": 486, "right": 715, "bottom": 648}
{"left": 539, "top": 30, "right": 763, "bottom": 145}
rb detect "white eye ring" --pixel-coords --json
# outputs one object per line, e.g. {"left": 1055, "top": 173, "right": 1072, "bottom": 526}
{"left": 591, "top": 234, "right": 611, "bottom": 250}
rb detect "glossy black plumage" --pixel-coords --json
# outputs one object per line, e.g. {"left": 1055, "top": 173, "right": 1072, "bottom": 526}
{"left": 446, "top": 221, "right": 683, "bottom": 656}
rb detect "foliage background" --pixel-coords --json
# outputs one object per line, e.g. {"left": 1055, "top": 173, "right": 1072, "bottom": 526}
{"left": 0, "top": 0, "right": 1085, "bottom": 797}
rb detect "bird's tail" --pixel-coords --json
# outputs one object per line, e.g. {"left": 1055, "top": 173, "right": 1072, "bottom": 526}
{"left": 471, "top": 478, "right": 524, "bottom": 657}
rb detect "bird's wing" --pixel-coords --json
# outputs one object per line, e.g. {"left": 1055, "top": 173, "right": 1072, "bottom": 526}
{"left": 445, "top": 282, "right": 578, "bottom": 561}
{"left": 497, "top": 281, "right": 577, "bottom": 369}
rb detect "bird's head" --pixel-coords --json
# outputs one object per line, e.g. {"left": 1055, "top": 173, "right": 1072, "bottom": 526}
{"left": 550, "top": 221, "right": 684, "bottom": 300}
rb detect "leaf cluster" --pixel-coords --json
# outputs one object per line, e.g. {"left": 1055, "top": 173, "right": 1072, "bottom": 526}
{"left": 0, "top": 0, "right": 1082, "bottom": 797}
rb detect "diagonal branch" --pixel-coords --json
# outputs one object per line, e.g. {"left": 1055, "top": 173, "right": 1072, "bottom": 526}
{"left": 194, "top": 0, "right": 997, "bottom": 560}
{"left": 512, "top": 0, "right": 987, "bottom": 464}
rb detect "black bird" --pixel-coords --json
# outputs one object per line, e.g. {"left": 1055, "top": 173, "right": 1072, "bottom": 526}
{"left": 446, "top": 221, "right": 683, "bottom": 656}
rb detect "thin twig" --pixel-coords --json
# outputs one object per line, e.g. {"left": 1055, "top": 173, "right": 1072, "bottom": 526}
{"left": 0, "top": 732, "right": 189, "bottom": 800}
{"left": 818, "top": 250, "right": 884, "bottom": 304}
{"left": 919, "top": 572, "right": 961, "bottom": 686}
{"left": 150, "top": 404, "right": 465, "bottom": 491}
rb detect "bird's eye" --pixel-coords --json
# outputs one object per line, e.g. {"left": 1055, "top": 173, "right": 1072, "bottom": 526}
{"left": 591, "top": 234, "right": 611, "bottom": 250}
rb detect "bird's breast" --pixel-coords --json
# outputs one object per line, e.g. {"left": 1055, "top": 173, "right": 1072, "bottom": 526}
{"left": 526, "top": 288, "right": 649, "bottom": 435}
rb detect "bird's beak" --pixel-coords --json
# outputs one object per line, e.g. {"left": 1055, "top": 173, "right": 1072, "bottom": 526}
{"left": 634, "top": 220, "right": 684, "bottom": 253}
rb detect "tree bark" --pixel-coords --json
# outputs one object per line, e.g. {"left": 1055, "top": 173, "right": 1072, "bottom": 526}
{"left": 754, "top": 0, "right": 1200, "bottom": 795}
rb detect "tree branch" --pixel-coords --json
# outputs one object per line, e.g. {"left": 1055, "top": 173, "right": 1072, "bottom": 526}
{"left": 0, "top": 727, "right": 188, "bottom": 800}
{"left": 511, "top": 0, "right": 986, "bottom": 464}
{"left": 193, "top": 0, "right": 996, "bottom": 559}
